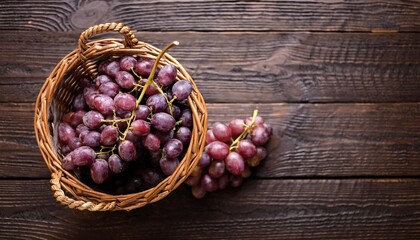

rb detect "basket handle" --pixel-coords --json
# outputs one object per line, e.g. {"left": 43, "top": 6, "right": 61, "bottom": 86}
{"left": 77, "top": 22, "right": 139, "bottom": 62}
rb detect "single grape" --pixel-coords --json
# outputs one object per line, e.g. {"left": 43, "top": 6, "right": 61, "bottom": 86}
{"left": 201, "top": 174, "right": 218, "bottom": 192}
{"left": 95, "top": 75, "right": 112, "bottom": 88}
{"left": 131, "top": 119, "right": 151, "bottom": 137}
{"left": 175, "top": 126, "right": 192, "bottom": 145}
{"left": 90, "top": 159, "right": 109, "bottom": 184}
{"left": 198, "top": 152, "right": 211, "bottom": 168}
{"left": 114, "top": 93, "right": 136, "bottom": 112}
{"left": 208, "top": 160, "right": 225, "bottom": 178}
{"left": 83, "top": 111, "right": 104, "bottom": 130}
{"left": 191, "top": 185, "right": 206, "bottom": 199}
{"left": 257, "top": 146, "right": 268, "bottom": 160}
{"left": 93, "top": 94, "right": 115, "bottom": 115}
{"left": 205, "top": 141, "right": 229, "bottom": 160}
{"left": 68, "top": 137, "right": 82, "bottom": 150}
{"left": 100, "top": 125, "right": 118, "bottom": 146}
{"left": 135, "top": 105, "right": 151, "bottom": 120}
{"left": 104, "top": 61, "right": 120, "bottom": 78}
{"left": 157, "top": 65, "right": 177, "bottom": 87}
{"left": 99, "top": 81, "right": 119, "bottom": 98}
{"left": 172, "top": 80, "right": 192, "bottom": 101}
{"left": 229, "top": 175, "right": 243, "bottom": 188}
{"left": 80, "top": 130, "right": 101, "bottom": 147}
{"left": 151, "top": 112, "right": 176, "bottom": 132}
{"left": 116, "top": 109, "right": 132, "bottom": 119}
{"left": 115, "top": 71, "right": 136, "bottom": 89}
{"left": 142, "top": 133, "right": 161, "bottom": 151}
{"left": 108, "top": 154, "right": 125, "bottom": 174}
{"left": 246, "top": 147, "right": 267, "bottom": 167}
{"left": 263, "top": 123, "right": 273, "bottom": 136}
{"left": 71, "top": 146, "right": 95, "bottom": 166}
{"left": 63, "top": 111, "right": 86, "bottom": 127}
{"left": 58, "top": 122, "right": 76, "bottom": 144}
{"left": 229, "top": 119, "right": 245, "bottom": 139}
{"left": 179, "top": 109, "right": 192, "bottom": 127}
{"left": 119, "top": 56, "right": 137, "bottom": 72}
{"left": 118, "top": 140, "right": 137, "bottom": 161}
{"left": 211, "top": 122, "right": 232, "bottom": 143}
{"left": 185, "top": 175, "right": 200, "bottom": 187}
{"left": 251, "top": 126, "right": 270, "bottom": 146}
{"left": 76, "top": 124, "right": 89, "bottom": 135}
{"left": 218, "top": 173, "right": 229, "bottom": 190}
{"left": 125, "top": 177, "right": 143, "bottom": 193}
{"left": 141, "top": 168, "right": 163, "bottom": 187}
{"left": 72, "top": 93, "right": 87, "bottom": 111}
{"left": 225, "top": 151, "right": 245, "bottom": 176}
{"left": 206, "top": 129, "right": 217, "bottom": 144}
{"left": 159, "top": 156, "right": 180, "bottom": 176}
{"left": 146, "top": 94, "right": 168, "bottom": 113}
{"left": 139, "top": 78, "right": 159, "bottom": 95}
{"left": 237, "top": 139, "right": 257, "bottom": 158}
{"left": 61, "top": 154, "right": 75, "bottom": 171}
{"left": 135, "top": 59, "right": 155, "bottom": 76}
{"left": 163, "top": 139, "right": 183, "bottom": 159}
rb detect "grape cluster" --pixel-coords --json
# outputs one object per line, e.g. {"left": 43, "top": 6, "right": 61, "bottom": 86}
{"left": 185, "top": 111, "right": 272, "bottom": 199}
{"left": 58, "top": 43, "right": 195, "bottom": 194}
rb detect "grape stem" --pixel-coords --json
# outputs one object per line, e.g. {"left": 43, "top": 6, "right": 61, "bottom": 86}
{"left": 229, "top": 109, "right": 258, "bottom": 151}
{"left": 121, "top": 41, "right": 179, "bottom": 141}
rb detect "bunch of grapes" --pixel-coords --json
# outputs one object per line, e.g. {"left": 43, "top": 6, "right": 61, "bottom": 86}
{"left": 57, "top": 42, "right": 196, "bottom": 194}
{"left": 185, "top": 110, "right": 272, "bottom": 198}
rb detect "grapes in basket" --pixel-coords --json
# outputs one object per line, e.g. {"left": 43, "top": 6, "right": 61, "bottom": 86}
{"left": 185, "top": 110, "right": 272, "bottom": 199}
{"left": 58, "top": 52, "right": 194, "bottom": 194}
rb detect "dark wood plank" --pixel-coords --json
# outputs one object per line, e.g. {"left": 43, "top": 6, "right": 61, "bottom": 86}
{"left": 2, "top": 179, "right": 420, "bottom": 239}
{"left": 2, "top": 103, "right": 420, "bottom": 178}
{"left": 1, "top": 31, "right": 420, "bottom": 103}
{"left": 0, "top": 0, "right": 419, "bottom": 32}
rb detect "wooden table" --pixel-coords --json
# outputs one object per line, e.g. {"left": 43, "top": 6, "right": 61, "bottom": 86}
{"left": 1, "top": 1, "right": 420, "bottom": 239}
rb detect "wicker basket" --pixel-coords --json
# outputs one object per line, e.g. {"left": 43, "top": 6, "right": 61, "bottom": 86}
{"left": 34, "top": 23, "right": 207, "bottom": 211}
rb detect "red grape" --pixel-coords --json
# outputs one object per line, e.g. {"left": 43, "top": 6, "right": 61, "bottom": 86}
{"left": 211, "top": 122, "right": 232, "bottom": 143}
{"left": 135, "top": 105, "right": 151, "bottom": 120}
{"left": 175, "top": 126, "right": 192, "bottom": 145}
{"left": 208, "top": 160, "right": 225, "bottom": 178}
{"left": 141, "top": 168, "right": 163, "bottom": 187}
{"left": 201, "top": 174, "right": 218, "bottom": 192}
{"left": 198, "top": 152, "right": 211, "bottom": 168}
{"left": 94, "top": 94, "right": 115, "bottom": 115}
{"left": 131, "top": 119, "right": 151, "bottom": 137}
{"left": 185, "top": 175, "right": 200, "bottom": 187}
{"left": 229, "top": 119, "right": 245, "bottom": 139}
{"left": 114, "top": 93, "right": 136, "bottom": 112}
{"left": 159, "top": 156, "right": 180, "bottom": 176}
{"left": 58, "top": 122, "right": 76, "bottom": 144}
{"left": 108, "top": 154, "right": 125, "bottom": 174}
{"left": 71, "top": 146, "right": 95, "bottom": 166}
{"left": 146, "top": 94, "right": 168, "bottom": 113}
{"left": 76, "top": 124, "right": 89, "bottom": 135}
{"left": 172, "top": 80, "right": 192, "bottom": 101}
{"left": 157, "top": 64, "right": 177, "bottom": 87}
{"left": 205, "top": 141, "right": 229, "bottom": 160}
{"left": 68, "top": 137, "right": 82, "bottom": 150}
{"left": 115, "top": 71, "right": 136, "bottom": 89}
{"left": 118, "top": 140, "right": 137, "bottom": 161}
{"left": 99, "top": 81, "right": 119, "bottom": 98}
{"left": 163, "top": 138, "right": 183, "bottom": 158}
{"left": 83, "top": 111, "right": 104, "bottom": 130}
{"left": 80, "top": 131, "right": 101, "bottom": 147}
{"left": 72, "top": 93, "right": 87, "bottom": 111}
{"left": 100, "top": 125, "right": 118, "bottom": 146}
{"left": 206, "top": 129, "right": 217, "bottom": 144}
{"left": 218, "top": 173, "right": 229, "bottom": 190}
{"left": 90, "top": 159, "right": 109, "bottom": 184}
{"left": 151, "top": 112, "right": 176, "bottom": 132}
{"left": 104, "top": 61, "right": 120, "bottom": 78}
{"left": 251, "top": 126, "right": 270, "bottom": 146}
{"left": 191, "top": 185, "right": 206, "bottom": 199}
{"left": 95, "top": 75, "right": 112, "bottom": 88}
{"left": 237, "top": 139, "right": 257, "bottom": 158}
{"left": 61, "top": 154, "right": 75, "bottom": 171}
{"left": 229, "top": 175, "right": 243, "bottom": 187}
{"left": 142, "top": 133, "right": 161, "bottom": 151}
{"left": 225, "top": 151, "right": 245, "bottom": 176}
{"left": 135, "top": 59, "right": 155, "bottom": 76}
{"left": 119, "top": 56, "right": 137, "bottom": 72}
{"left": 179, "top": 109, "right": 192, "bottom": 127}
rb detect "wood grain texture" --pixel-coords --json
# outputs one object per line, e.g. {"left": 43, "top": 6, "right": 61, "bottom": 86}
{"left": 2, "top": 179, "right": 420, "bottom": 239}
{"left": 2, "top": 103, "right": 420, "bottom": 178}
{"left": 0, "top": 0, "right": 419, "bottom": 32}
{"left": 1, "top": 31, "right": 420, "bottom": 103}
